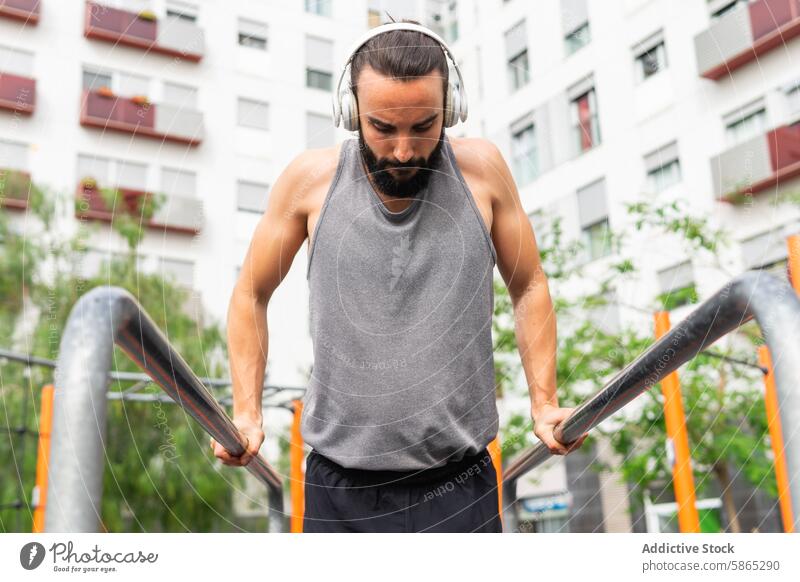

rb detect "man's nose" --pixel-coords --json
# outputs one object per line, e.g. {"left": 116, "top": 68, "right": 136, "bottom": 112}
{"left": 392, "top": 137, "right": 415, "bottom": 164}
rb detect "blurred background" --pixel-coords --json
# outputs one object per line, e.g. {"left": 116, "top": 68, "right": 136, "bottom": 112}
{"left": 1, "top": 0, "right": 798, "bottom": 533}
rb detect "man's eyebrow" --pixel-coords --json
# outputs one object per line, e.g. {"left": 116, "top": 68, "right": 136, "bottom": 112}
{"left": 367, "top": 113, "right": 438, "bottom": 128}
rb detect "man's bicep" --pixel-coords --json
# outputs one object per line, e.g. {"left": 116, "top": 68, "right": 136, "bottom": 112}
{"left": 236, "top": 155, "right": 311, "bottom": 303}
{"left": 486, "top": 143, "right": 544, "bottom": 298}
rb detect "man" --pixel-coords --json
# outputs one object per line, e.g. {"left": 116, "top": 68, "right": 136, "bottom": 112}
{"left": 212, "top": 21, "right": 587, "bottom": 532}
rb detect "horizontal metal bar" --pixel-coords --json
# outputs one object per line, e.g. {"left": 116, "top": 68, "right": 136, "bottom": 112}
{"left": 0, "top": 347, "right": 304, "bottom": 391}
{"left": 503, "top": 270, "right": 800, "bottom": 535}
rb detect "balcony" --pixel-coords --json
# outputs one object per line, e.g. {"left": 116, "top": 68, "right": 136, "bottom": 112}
{"left": 84, "top": 1, "right": 204, "bottom": 62}
{"left": 695, "top": 0, "right": 800, "bottom": 80}
{"left": 0, "top": 0, "right": 40, "bottom": 24}
{"left": 711, "top": 123, "right": 800, "bottom": 201}
{"left": 75, "top": 181, "right": 203, "bottom": 235}
{"left": 0, "top": 168, "right": 32, "bottom": 210}
{"left": 0, "top": 72, "right": 36, "bottom": 114}
{"left": 79, "top": 89, "right": 203, "bottom": 146}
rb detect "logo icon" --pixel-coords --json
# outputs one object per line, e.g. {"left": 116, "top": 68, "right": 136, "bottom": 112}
{"left": 20, "top": 542, "right": 46, "bottom": 570}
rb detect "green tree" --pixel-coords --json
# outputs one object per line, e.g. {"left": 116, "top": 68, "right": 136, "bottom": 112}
{"left": 493, "top": 198, "right": 778, "bottom": 532}
{"left": 1, "top": 183, "right": 267, "bottom": 532}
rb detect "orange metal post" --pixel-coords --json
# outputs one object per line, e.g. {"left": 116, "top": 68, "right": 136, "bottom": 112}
{"left": 654, "top": 312, "right": 701, "bottom": 533}
{"left": 787, "top": 234, "right": 800, "bottom": 294}
{"left": 290, "top": 399, "right": 305, "bottom": 533}
{"left": 32, "top": 384, "right": 54, "bottom": 533}
{"left": 488, "top": 436, "right": 503, "bottom": 524}
{"left": 759, "top": 347, "right": 795, "bottom": 532}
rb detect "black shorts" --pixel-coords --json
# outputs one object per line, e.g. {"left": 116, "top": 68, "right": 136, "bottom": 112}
{"left": 302, "top": 447, "right": 504, "bottom": 533}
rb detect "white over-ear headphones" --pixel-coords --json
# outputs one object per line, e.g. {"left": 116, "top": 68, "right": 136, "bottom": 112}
{"left": 332, "top": 22, "right": 468, "bottom": 132}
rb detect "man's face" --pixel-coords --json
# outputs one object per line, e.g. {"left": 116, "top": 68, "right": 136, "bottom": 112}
{"left": 355, "top": 65, "right": 446, "bottom": 199}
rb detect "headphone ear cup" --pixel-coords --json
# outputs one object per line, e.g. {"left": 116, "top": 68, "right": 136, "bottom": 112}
{"left": 443, "top": 80, "right": 455, "bottom": 128}
{"left": 448, "top": 84, "right": 461, "bottom": 128}
{"left": 343, "top": 90, "right": 359, "bottom": 132}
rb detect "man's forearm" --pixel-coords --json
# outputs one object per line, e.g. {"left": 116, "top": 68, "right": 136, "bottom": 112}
{"left": 512, "top": 282, "right": 558, "bottom": 420}
{"left": 227, "top": 287, "right": 268, "bottom": 422}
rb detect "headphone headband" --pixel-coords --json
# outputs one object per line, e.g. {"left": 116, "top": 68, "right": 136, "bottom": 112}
{"left": 332, "top": 22, "right": 468, "bottom": 131}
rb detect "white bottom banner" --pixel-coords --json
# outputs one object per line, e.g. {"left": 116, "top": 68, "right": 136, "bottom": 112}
{"left": 0, "top": 533, "right": 797, "bottom": 581}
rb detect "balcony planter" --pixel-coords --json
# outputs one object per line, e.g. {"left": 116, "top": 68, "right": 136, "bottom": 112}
{"left": 96, "top": 85, "right": 115, "bottom": 98}
{"left": 131, "top": 94, "right": 150, "bottom": 106}
{"left": 137, "top": 9, "right": 157, "bottom": 21}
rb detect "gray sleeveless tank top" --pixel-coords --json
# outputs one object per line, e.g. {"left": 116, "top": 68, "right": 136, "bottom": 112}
{"left": 303, "top": 134, "right": 499, "bottom": 471}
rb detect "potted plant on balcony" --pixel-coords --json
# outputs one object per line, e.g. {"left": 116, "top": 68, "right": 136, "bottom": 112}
{"left": 131, "top": 94, "right": 150, "bottom": 107}
{"left": 96, "top": 86, "right": 115, "bottom": 98}
{"left": 137, "top": 9, "right": 157, "bottom": 21}
{"left": 80, "top": 176, "right": 97, "bottom": 190}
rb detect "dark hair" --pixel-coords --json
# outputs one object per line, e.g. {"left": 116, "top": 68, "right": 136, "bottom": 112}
{"left": 350, "top": 19, "right": 449, "bottom": 107}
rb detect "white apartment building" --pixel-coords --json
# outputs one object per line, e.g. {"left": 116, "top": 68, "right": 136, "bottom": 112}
{"left": 2, "top": 0, "right": 794, "bottom": 530}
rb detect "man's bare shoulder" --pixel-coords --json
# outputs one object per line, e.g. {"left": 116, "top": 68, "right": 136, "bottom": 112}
{"left": 448, "top": 136, "right": 506, "bottom": 205}
{"left": 284, "top": 142, "right": 347, "bottom": 217}
{"left": 448, "top": 136, "right": 504, "bottom": 177}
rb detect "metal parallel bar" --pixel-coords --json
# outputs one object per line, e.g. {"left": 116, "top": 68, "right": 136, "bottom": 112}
{"left": 45, "top": 286, "right": 285, "bottom": 532}
{"left": 502, "top": 271, "right": 800, "bottom": 532}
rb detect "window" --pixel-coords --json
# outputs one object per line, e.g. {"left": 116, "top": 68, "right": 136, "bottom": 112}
{"left": 166, "top": 1, "right": 198, "bottom": 22}
{"left": 657, "top": 261, "right": 697, "bottom": 310}
{"left": 561, "top": 0, "right": 590, "bottom": 55}
{"left": 565, "top": 23, "right": 591, "bottom": 55}
{"left": 569, "top": 77, "right": 601, "bottom": 153}
{"left": 708, "top": 0, "right": 748, "bottom": 20}
{"left": 117, "top": 72, "right": 150, "bottom": 98}
{"left": 644, "top": 142, "right": 681, "bottom": 193}
{"left": 306, "top": 36, "right": 334, "bottom": 91}
{"left": 307, "top": 112, "right": 334, "bottom": 148}
{"left": 163, "top": 82, "right": 198, "bottom": 109}
{"left": 0, "top": 139, "right": 28, "bottom": 171}
{"left": 161, "top": 168, "right": 196, "bottom": 198}
{"left": 0, "top": 45, "right": 34, "bottom": 77}
{"left": 237, "top": 181, "right": 269, "bottom": 214}
{"left": 577, "top": 178, "right": 610, "bottom": 261}
{"left": 505, "top": 20, "right": 529, "bottom": 92}
{"left": 633, "top": 31, "right": 667, "bottom": 82}
{"left": 741, "top": 228, "right": 790, "bottom": 275}
{"left": 305, "top": 0, "right": 332, "bottom": 17}
{"left": 510, "top": 113, "right": 537, "bottom": 185}
{"left": 238, "top": 18, "right": 268, "bottom": 50}
{"left": 724, "top": 99, "right": 767, "bottom": 145}
{"left": 82, "top": 68, "right": 113, "bottom": 92}
{"left": 159, "top": 257, "right": 194, "bottom": 289}
{"left": 785, "top": 81, "right": 800, "bottom": 115}
{"left": 237, "top": 98, "right": 269, "bottom": 130}
{"left": 81, "top": 68, "right": 150, "bottom": 98}
{"left": 77, "top": 155, "right": 147, "bottom": 190}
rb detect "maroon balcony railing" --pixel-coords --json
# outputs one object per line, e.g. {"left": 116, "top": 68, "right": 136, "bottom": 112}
{"left": 79, "top": 89, "right": 202, "bottom": 146}
{"left": 0, "top": 0, "right": 41, "bottom": 24}
{"left": 0, "top": 168, "right": 32, "bottom": 210}
{"left": 75, "top": 182, "right": 199, "bottom": 235}
{"left": 765, "top": 123, "right": 800, "bottom": 188}
{"left": 84, "top": 1, "right": 203, "bottom": 62}
{"left": 0, "top": 72, "right": 36, "bottom": 114}
{"left": 696, "top": 0, "right": 800, "bottom": 80}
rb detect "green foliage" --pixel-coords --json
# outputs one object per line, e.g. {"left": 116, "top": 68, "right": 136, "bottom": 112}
{"left": 1, "top": 184, "right": 254, "bottom": 532}
{"left": 493, "top": 198, "right": 780, "bottom": 529}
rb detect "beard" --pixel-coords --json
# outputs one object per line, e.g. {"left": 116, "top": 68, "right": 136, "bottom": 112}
{"left": 358, "top": 125, "right": 445, "bottom": 199}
